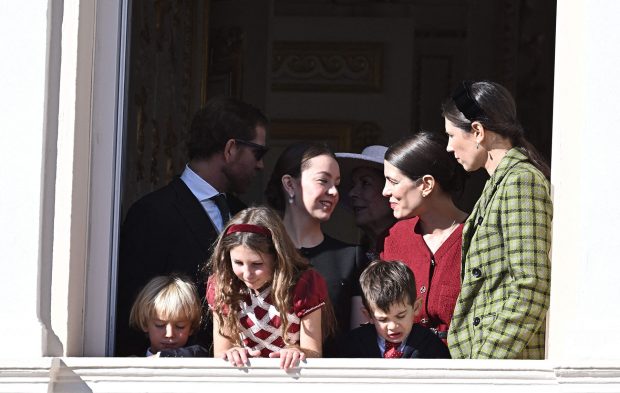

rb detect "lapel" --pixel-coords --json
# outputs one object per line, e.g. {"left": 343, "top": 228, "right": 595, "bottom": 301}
{"left": 461, "top": 148, "right": 529, "bottom": 274}
{"left": 226, "top": 193, "right": 248, "bottom": 217}
{"left": 401, "top": 344, "right": 419, "bottom": 359}
{"left": 400, "top": 326, "right": 422, "bottom": 359}
{"left": 357, "top": 324, "right": 383, "bottom": 357}
{"left": 169, "top": 177, "right": 218, "bottom": 256}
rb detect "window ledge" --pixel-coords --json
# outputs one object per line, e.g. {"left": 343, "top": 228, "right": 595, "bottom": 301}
{"left": 1, "top": 358, "right": 619, "bottom": 392}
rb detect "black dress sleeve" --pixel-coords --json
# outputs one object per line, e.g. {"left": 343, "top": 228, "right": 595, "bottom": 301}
{"left": 351, "top": 245, "right": 370, "bottom": 297}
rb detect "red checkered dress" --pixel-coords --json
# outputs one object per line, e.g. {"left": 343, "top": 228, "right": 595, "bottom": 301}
{"left": 208, "top": 269, "right": 328, "bottom": 357}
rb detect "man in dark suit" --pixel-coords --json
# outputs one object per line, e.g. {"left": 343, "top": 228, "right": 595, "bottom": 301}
{"left": 115, "top": 96, "right": 269, "bottom": 356}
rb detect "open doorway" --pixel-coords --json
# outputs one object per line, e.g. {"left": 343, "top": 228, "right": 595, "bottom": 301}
{"left": 114, "top": 0, "right": 556, "bottom": 353}
{"left": 121, "top": 0, "right": 555, "bottom": 224}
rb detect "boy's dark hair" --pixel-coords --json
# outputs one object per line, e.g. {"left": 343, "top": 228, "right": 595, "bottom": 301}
{"left": 359, "top": 260, "right": 417, "bottom": 312}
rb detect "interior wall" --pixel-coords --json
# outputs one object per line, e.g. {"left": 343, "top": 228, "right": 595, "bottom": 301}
{"left": 121, "top": 0, "right": 210, "bottom": 218}
{"left": 122, "top": 0, "right": 557, "bottom": 243}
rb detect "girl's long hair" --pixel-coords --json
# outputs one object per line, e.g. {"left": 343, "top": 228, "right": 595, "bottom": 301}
{"left": 208, "top": 206, "right": 335, "bottom": 344}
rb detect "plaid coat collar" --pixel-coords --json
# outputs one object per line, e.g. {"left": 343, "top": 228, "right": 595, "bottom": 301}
{"left": 461, "top": 148, "right": 528, "bottom": 266}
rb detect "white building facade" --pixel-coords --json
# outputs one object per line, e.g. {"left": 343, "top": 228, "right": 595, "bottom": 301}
{"left": 1, "top": 0, "right": 619, "bottom": 391}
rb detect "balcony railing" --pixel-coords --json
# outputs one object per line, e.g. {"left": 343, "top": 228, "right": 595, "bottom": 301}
{"left": 1, "top": 358, "right": 619, "bottom": 392}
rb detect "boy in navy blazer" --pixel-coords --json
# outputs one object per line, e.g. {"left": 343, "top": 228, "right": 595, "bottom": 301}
{"left": 337, "top": 260, "right": 450, "bottom": 358}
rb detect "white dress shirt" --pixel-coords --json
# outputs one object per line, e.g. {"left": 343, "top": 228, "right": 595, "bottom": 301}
{"left": 377, "top": 334, "right": 408, "bottom": 357}
{"left": 180, "top": 165, "right": 226, "bottom": 232}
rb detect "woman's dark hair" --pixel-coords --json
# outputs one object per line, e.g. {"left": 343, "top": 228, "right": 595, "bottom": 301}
{"left": 264, "top": 142, "right": 336, "bottom": 214}
{"left": 385, "top": 131, "right": 466, "bottom": 200}
{"left": 442, "top": 80, "right": 550, "bottom": 179}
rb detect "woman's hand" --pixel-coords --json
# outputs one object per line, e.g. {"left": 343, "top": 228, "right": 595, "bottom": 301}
{"left": 269, "top": 345, "right": 306, "bottom": 370}
{"left": 222, "top": 346, "right": 261, "bottom": 367}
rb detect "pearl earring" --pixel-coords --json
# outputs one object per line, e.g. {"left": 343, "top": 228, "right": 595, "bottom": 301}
{"left": 288, "top": 194, "right": 294, "bottom": 204}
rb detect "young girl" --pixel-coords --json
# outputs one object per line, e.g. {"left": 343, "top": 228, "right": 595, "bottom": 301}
{"left": 129, "top": 275, "right": 207, "bottom": 357}
{"left": 207, "top": 206, "right": 334, "bottom": 370}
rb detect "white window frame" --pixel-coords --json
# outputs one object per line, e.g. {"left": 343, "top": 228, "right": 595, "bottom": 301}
{"left": 84, "top": 0, "right": 130, "bottom": 356}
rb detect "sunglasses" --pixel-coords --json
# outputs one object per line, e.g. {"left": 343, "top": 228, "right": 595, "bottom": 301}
{"left": 234, "top": 139, "right": 269, "bottom": 161}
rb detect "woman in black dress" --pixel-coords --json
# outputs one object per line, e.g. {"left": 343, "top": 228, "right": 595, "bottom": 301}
{"left": 265, "top": 143, "right": 368, "bottom": 339}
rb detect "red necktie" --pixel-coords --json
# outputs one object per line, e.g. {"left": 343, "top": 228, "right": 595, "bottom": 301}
{"left": 383, "top": 341, "right": 403, "bottom": 358}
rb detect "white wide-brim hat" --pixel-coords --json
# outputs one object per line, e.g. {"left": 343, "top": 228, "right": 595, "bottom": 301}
{"left": 335, "top": 145, "right": 388, "bottom": 197}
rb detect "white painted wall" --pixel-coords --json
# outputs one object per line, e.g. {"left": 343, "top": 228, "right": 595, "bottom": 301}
{"left": 2, "top": 0, "right": 620, "bottom": 376}
{"left": 548, "top": 0, "right": 620, "bottom": 361}
{"left": 0, "top": 1, "right": 50, "bottom": 357}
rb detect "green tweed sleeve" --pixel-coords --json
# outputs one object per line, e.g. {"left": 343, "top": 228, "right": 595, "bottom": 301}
{"left": 477, "top": 168, "right": 553, "bottom": 358}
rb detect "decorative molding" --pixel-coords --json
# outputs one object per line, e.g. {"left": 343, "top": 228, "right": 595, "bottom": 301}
{"left": 122, "top": 0, "right": 207, "bottom": 216}
{"left": 411, "top": 25, "right": 467, "bottom": 133}
{"left": 500, "top": 0, "right": 520, "bottom": 89}
{"left": 268, "top": 119, "right": 381, "bottom": 152}
{"left": 414, "top": 29, "right": 467, "bottom": 39}
{"left": 351, "top": 121, "right": 382, "bottom": 151}
{"left": 206, "top": 26, "right": 244, "bottom": 100}
{"left": 272, "top": 42, "right": 383, "bottom": 92}
{"left": 273, "top": 0, "right": 419, "bottom": 18}
{"left": 413, "top": 54, "right": 454, "bottom": 133}
{"left": 270, "top": 120, "right": 355, "bottom": 151}
{"left": 3, "top": 358, "right": 620, "bottom": 392}
{"left": 514, "top": 0, "right": 556, "bottom": 161}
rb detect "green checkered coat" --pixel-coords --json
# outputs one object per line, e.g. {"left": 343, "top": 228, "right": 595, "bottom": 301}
{"left": 448, "top": 148, "right": 552, "bottom": 359}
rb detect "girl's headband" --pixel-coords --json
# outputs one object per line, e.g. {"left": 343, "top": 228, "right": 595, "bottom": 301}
{"left": 452, "top": 80, "right": 486, "bottom": 121}
{"left": 225, "top": 224, "right": 271, "bottom": 238}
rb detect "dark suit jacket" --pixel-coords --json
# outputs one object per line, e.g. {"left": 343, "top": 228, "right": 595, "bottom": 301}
{"left": 114, "top": 177, "right": 245, "bottom": 356}
{"left": 335, "top": 323, "right": 450, "bottom": 358}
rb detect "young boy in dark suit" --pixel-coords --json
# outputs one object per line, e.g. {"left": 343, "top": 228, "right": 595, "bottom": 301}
{"left": 338, "top": 260, "right": 450, "bottom": 358}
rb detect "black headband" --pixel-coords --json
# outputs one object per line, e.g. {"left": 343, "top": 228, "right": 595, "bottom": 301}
{"left": 452, "top": 81, "right": 485, "bottom": 121}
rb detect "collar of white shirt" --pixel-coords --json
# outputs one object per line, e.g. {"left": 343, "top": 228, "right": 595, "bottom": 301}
{"left": 377, "top": 334, "right": 408, "bottom": 356}
{"left": 180, "top": 164, "right": 219, "bottom": 202}
{"left": 180, "top": 164, "right": 227, "bottom": 231}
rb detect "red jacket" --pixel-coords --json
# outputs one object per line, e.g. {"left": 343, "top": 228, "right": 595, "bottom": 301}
{"left": 381, "top": 217, "right": 462, "bottom": 342}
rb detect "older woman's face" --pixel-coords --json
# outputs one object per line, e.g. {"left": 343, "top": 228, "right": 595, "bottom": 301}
{"left": 348, "top": 167, "right": 392, "bottom": 228}
{"left": 382, "top": 161, "right": 423, "bottom": 219}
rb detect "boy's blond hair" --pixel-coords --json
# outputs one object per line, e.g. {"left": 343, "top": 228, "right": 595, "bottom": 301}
{"left": 129, "top": 275, "right": 202, "bottom": 332}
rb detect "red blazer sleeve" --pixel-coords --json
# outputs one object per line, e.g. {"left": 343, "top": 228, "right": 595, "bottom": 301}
{"left": 205, "top": 275, "right": 217, "bottom": 309}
